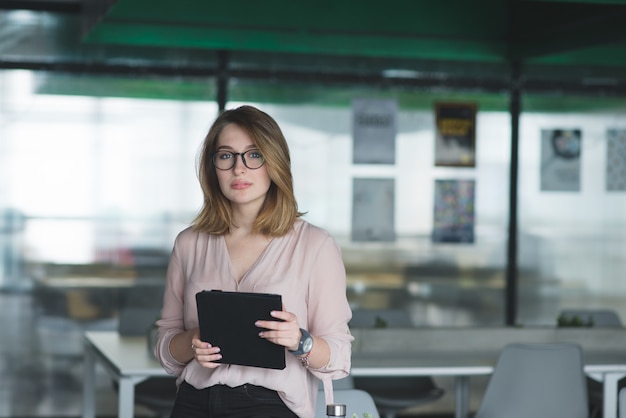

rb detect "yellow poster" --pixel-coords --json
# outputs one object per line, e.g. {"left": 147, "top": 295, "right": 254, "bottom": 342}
{"left": 434, "top": 102, "right": 477, "bottom": 167}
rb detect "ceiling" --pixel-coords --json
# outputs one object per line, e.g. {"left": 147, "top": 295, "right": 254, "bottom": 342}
{"left": 2, "top": 0, "right": 626, "bottom": 109}
{"left": 81, "top": 0, "right": 626, "bottom": 65}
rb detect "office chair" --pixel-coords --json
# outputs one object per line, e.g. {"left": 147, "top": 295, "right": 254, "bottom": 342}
{"left": 350, "top": 309, "right": 444, "bottom": 418}
{"left": 474, "top": 343, "right": 588, "bottom": 418}
{"left": 133, "top": 377, "right": 177, "bottom": 418}
{"left": 558, "top": 308, "right": 623, "bottom": 417}
{"left": 352, "top": 376, "right": 444, "bottom": 418}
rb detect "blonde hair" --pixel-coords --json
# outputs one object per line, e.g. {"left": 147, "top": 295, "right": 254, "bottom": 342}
{"left": 192, "top": 105, "right": 303, "bottom": 236}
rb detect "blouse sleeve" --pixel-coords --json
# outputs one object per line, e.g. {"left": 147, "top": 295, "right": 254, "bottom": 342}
{"left": 153, "top": 236, "right": 188, "bottom": 376}
{"left": 305, "top": 233, "right": 353, "bottom": 380}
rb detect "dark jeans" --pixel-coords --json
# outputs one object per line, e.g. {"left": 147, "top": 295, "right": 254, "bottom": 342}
{"left": 170, "top": 381, "right": 299, "bottom": 418}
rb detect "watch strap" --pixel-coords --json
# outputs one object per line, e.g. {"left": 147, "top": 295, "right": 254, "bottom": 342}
{"left": 289, "top": 328, "right": 312, "bottom": 356}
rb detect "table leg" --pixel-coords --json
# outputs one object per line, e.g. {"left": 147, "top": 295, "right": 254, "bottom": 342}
{"left": 118, "top": 377, "right": 137, "bottom": 418}
{"left": 455, "top": 376, "right": 470, "bottom": 418}
{"left": 82, "top": 342, "right": 95, "bottom": 418}
{"left": 603, "top": 372, "right": 626, "bottom": 418}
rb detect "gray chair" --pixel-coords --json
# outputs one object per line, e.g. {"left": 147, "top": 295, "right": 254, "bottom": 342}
{"left": 558, "top": 308, "right": 623, "bottom": 417}
{"left": 352, "top": 376, "right": 444, "bottom": 418}
{"left": 111, "top": 375, "right": 176, "bottom": 418}
{"left": 133, "top": 377, "right": 177, "bottom": 418}
{"left": 319, "top": 375, "right": 355, "bottom": 390}
{"left": 316, "top": 388, "right": 380, "bottom": 418}
{"left": 350, "top": 309, "right": 444, "bottom": 418}
{"left": 474, "top": 343, "right": 588, "bottom": 418}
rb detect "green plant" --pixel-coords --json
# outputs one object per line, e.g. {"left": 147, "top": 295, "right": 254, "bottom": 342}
{"left": 557, "top": 314, "right": 594, "bottom": 327}
{"left": 373, "top": 315, "right": 388, "bottom": 328}
{"left": 352, "top": 413, "right": 373, "bottom": 418}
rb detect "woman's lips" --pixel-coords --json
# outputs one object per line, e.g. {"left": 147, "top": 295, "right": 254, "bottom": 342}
{"left": 231, "top": 180, "right": 251, "bottom": 190}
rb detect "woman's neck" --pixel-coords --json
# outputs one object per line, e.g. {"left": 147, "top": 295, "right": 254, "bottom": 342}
{"left": 230, "top": 204, "right": 260, "bottom": 237}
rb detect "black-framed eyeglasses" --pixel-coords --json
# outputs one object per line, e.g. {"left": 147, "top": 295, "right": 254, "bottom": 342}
{"left": 212, "top": 149, "right": 265, "bottom": 170}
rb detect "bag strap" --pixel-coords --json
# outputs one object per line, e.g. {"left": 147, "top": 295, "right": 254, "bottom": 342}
{"left": 322, "top": 376, "right": 335, "bottom": 406}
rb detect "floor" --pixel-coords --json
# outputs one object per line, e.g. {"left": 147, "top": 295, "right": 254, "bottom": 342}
{"left": 0, "top": 288, "right": 489, "bottom": 418}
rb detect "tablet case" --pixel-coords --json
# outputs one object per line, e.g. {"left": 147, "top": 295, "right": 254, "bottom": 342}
{"left": 195, "top": 290, "right": 286, "bottom": 370}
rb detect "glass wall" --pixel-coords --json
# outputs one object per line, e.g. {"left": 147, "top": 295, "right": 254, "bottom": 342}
{"left": 517, "top": 111, "right": 626, "bottom": 325}
{"left": 262, "top": 104, "right": 510, "bottom": 326}
{"left": 1, "top": 69, "right": 625, "bottom": 329}
{"left": 1, "top": 71, "right": 212, "bottom": 269}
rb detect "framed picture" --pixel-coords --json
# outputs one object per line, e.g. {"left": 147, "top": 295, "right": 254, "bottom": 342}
{"left": 352, "top": 98, "right": 397, "bottom": 164}
{"left": 432, "top": 179, "right": 475, "bottom": 244}
{"left": 540, "top": 128, "right": 582, "bottom": 192}
{"left": 606, "top": 128, "right": 626, "bottom": 192}
{"left": 351, "top": 178, "right": 396, "bottom": 242}
{"left": 434, "top": 102, "right": 477, "bottom": 167}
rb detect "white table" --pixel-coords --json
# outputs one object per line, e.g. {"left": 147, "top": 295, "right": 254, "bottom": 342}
{"left": 83, "top": 331, "right": 626, "bottom": 418}
{"left": 351, "top": 351, "right": 626, "bottom": 418}
{"left": 351, "top": 352, "right": 494, "bottom": 418}
{"left": 83, "top": 331, "right": 169, "bottom": 418}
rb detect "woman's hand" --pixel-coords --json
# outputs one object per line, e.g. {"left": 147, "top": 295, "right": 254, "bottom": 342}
{"left": 191, "top": 332, "right": 223, "bottom": 369}
{"left": 255, "top": 304, "right": 302, "bottom": 351}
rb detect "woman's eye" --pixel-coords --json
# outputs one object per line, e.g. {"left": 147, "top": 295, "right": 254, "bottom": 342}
{"left": 248, "top": 151, "right": 262, "bottom": 159}
{"left": 219, "top": 152, "right": 233, "bottom": 160}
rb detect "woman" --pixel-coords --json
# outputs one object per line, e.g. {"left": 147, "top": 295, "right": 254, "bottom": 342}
{"left": 154, "top": 105, "right": 353, "bottom": 418}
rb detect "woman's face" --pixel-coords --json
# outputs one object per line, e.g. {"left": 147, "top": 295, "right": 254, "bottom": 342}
{"left": 214, "top": 124, "right": 271, "bottom": 211}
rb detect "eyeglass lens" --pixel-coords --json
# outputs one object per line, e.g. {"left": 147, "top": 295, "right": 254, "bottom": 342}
{"left": 213, "top": 150, "right": 265, "bottom": 170}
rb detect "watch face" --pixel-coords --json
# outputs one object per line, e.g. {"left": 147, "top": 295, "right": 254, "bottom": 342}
{"left": 303, "top": 336, "right": 314, "bottom": 353}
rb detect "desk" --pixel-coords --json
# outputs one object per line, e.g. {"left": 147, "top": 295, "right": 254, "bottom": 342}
{"left": 351, "top": 351, "right": 626, "bottom": 418}
{"left": 83, "top": 331, "right": 168, "bottom": 418}
{"left": 351, "top": 352, "right": 493, "bottom": 418}
{"left": 83, "top": 330, "right": 626, "bottom": 418}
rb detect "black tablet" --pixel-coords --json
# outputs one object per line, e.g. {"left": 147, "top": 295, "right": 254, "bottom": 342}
{"left": 195, "top": 290, "right": 286, "bottom": 370}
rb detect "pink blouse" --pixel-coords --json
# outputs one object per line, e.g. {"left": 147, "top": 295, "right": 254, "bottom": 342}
{"left": 154, "top": 219, "right": 353, "bottom": 418}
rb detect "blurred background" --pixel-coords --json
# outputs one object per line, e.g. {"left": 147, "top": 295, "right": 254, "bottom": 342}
{"left": 1, "top": 0, "right": 626, "bottom": 416}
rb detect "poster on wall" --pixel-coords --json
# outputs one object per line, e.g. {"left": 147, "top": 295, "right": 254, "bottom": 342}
{"left": 351, "top": 178, "right": 396, "bottom": 242}
{"left": 432, "top": 179, "right": 475, "bottom": 244}
{"left": 352, "top": 98, "right": 397, "bottom": 164}
{"left": 434, "top": 102, "right": 477, "bottom": 167}
{"left": 540, "top": 128, "right": 582, "bottom": 192}
{"left": 606, "top": 129, "right": 626, "bottom": 192}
